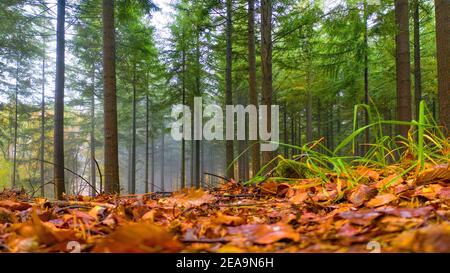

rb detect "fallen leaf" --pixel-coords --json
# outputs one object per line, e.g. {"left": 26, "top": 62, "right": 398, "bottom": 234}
{"left": 0, "top": 200, "right": 31, "bottom": 211}
{"left": 415, "top": 164, "right": 450, "bottom": 186}
{"left": 374, "top": 174, "right": 404, "bottom": 189}
{"left": 92, "top": 222, "right": 182, "bottom": 253}
{"left": 366, "top": 193, "right": 397, "bottom": 208}
{"left": 355, "top": 166, "right": 380, "bottom": 181}
{"left": 348, "top": 184, "right": 378, "bottom": 207}
{"left": 214, "top": 212, "right": 245, "bottom": 226}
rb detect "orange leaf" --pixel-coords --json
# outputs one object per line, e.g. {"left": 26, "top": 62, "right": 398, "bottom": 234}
{"left": 0, "top": 200, "right": 31, "bottom": 211}
{"left": 92, "top": 222, "right": 182, "bottom": 253}
{"left": 366, "top": 193, "right": 397, "bottom": 208}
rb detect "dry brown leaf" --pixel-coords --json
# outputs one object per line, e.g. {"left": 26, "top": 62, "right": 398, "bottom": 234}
{"left": 415, "top": 164, "right": 450, "bottom": 186}
{"left": 92, "top": 222, "right": 182, "bottom": 253}
{"left": 366, "top": 193, "right": 397, "bottom": 208}
{"left": 0, "top": 200, "right": 31, "bottom": 211}
{"left": 348, "top": 184, "right": 378, "bottom": 207}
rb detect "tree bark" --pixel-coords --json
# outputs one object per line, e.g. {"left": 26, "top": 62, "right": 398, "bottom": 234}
{"left": 54, "top": 0, "right": 66, "bottom": 199}
{"left": 90, "top": 65, "right": 96, "bottom": 196}
{"left": 413, "top": 0, "right": 422, "bottom": 120}
{"left": 261, "top": 0, "right": 273, "bottom": 164}
{"left": 181, "top": 43, "right": 186, "bottom": 188}
{"left": 102, "top": 0, "right": 120, "bottom": 193}
{"left": 248, "top": 0, "right": 260, "bottom": 176}
{"left": 160, "top": 130, "right": 165, "bottom": 192}
{"left": 130, "top": 64, "right": 137, "bottom": 194}
{"left": 12, "top": 57, "right": 19, "bottom": 188}
{"left": 225, "top": 0, "right": 234, "bottom": 179}
{"left": 394, "top": 0, "right": 412, "bottom": 138}
{"left": 363, "top": 0, "right": 370, "bottom": 150}
{"left": 151, "top": 133, "right": 155, "bottom": 192}
{"left": 40, "top": 44, "right": 45, "bottom": 197}
{"left": 145, "top": 94, "right": 149, "bottom": 193}
{"left": 435, "top": 0, "right": 450, "bottom": 132}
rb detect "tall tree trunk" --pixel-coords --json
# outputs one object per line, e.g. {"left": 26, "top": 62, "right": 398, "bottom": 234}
{"left": 413, "top": 0, "right": 422, "bottom": 120}
{"left": 291, "top": 115, "right": 295, "bottom": 156}
{"left": 12, "top": 57, "right": 19, "bottom": 188}
{"left": 395, "top": 0, "right": 412, "bottom": 138}
{"left": 181, "top": 45, "right": 186, "bottom": 188}
{"left": 194, "top": 29, "right": 201, "bottom": 188}
{"left": 225, "top": 0, "right": 234, "bottom": 179}
{"left": 261, "top": 0, "right": 273, "bottom": 163}
{"left": 40, "top": 44, "right": 45, "bottom": 196}
{"left": 102, "top": 0, "right": 120, "bottom": 193}
{"left": 363, "top": 0, "right": 370, "bottom": 150}
{"left": 54, "top": 0, "right": 66, "bottom": 199}
{"left": 90, "top": 66, "right": 96, "bottom": 196}
{"left": 160, "top": 130, "right": 165, "bottom": 192}
{"left": 248, "top": 0, "right": 260, "bottom": 175}
{"left": 298, "top": 113, "right": 302, "bottom": 147}
{"left": 435, "top": 0, "right": 450, "bottom": 132}
{"left": 283, "top": 105, "right": 288, "bottom": 157}
{"left": 306, "top": 73, "right": 313, "bottom": 142}
{"left": 130, "top": 65, "right": 137, "bottom": 194}
{"left": 151, "top": 134, "right": 155, "bottom": 192}
{"left": 145, "top": 95, "right": 149, "bottom": 193}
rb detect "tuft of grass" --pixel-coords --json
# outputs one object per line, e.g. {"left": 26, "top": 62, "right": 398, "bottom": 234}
{"left": 228, "top": 100, "right": 449, "bottom": 187}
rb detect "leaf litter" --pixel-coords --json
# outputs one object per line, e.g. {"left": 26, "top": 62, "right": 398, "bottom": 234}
{"left": 0, "top": 163, "right": 449, "bottom": 253}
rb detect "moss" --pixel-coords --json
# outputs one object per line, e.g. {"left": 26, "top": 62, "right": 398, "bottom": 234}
{"left": 274, "top": 159, "right": 311, "bottom": 179}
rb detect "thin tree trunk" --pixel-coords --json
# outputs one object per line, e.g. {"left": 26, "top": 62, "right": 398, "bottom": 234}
{"left": 12, "top": 57, "right": 19, "bottom": 188}
{"left": 160, "top": 131, "right": 165, "bottom": 192}
{"left": 291, "top": 115, "right": 295, "bottom": 156}
{"left": 413, "top": 0, "right": 422, "bottom": 120}
{"left": 130, "top": 64, "right": 137, "bottom": 194}
{"left": 194, "top": 28, "right": 201, "bottom": 188}
{"left": 394, "top": 0, "right": 412, "bottom": 138}
{"left": 102, "top": 0, "right": 120, "bottom": 193}
{"left": 248, "top": 0, "right": 260, "bottom": 175}
{"left": 363, "top": 0, "right": 370, "bottom": 150}
{"left": 181, "top": 44, "right": 186, "bottom": 188}
{"left": 225, "top": 0, "right": 234, "bottom": 179}
{"left": 306, "top": 74, "right": 313, "bottom": 142}
{"left": 90, "top": 65, "right": 96, "bottom": 196}
{"left": 435, "top": 0, "right": 450, "bottom": 132}
{"left": 151, "top": 134, "right": 155, "bottom": 192}
{"left": 283, "top": 105, "right": 288, "bottom": 157}
{"left": 54, "top": 0, "right": 66, "bottom": 199}
{"left": 261, "top": 0, "right": 273, "bottom": 164}
{"left": 145, "top": 95, "right": 149, "bottom": 193}
{"left": 40, "top": 44, "right": 45, "bottom": 196}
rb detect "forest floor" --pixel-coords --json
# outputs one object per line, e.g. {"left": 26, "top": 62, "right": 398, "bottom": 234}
{"left": 0, "top": 163, "right": 449, "bottom": 253}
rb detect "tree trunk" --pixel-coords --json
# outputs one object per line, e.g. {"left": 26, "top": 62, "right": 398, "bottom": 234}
{"left": 363, "top": 0, "right": 370, "bottom": 150}
{"left": 130, "top": 64, "right": 137, "bottom": 194}
{"left": 54, "top": 0, "right": 66, "bottom": 199}
{"left": 181, "top": 44, "right": 186, "bottom": 188}
{"left": 90, "top": 65, "right": 96, "bottom": 196}
{"left": 435, "top": 0, "right": 450, "bottom": 132}
{"left": 261, "top": 0, "right": 273, "bottom": 164}
{"left": 102, "top": 0, "right": 120, "bottom": 193}
{"left": 248, "top": 0, "right": 260, "bottom": 176}
{"left": 283, "top": 105, "right": 288, "bottom": 157}
{"left": 151, "top": 134, "right": 155, "bottom": 192}
{"left": 225, "top": 0, "right": 234, "bottom": 179}
{"left": 194, "top": 28, "right": 201, "bottom": 188}
{"left": 394, "top": 0, "right": 412, "bottom": 138}
{"left": 306, "top": 74, "right": 313, "bottom": 142}
{"left": 145, "top": 95, "right": 149, "bottom": 193}
{"left": 40, "top": 44, "right": 45, "bottom": 197}
{"left": 413, "top": 0, "right": 422, "bottom": 120}
{"left": 160, "top": 130, "right": 165, "bottom": 192}
{"left": 12, "top": 58, "right": 19, "bottom": 188}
